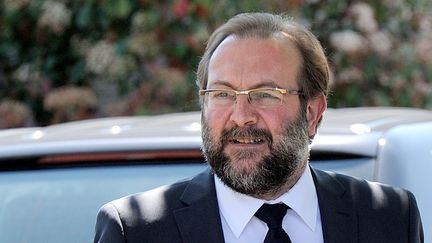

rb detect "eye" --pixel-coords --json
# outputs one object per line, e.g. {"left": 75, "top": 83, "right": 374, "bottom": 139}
{"left": 212, "top": 90, "right": 234, "bottom": 99}
{"left": 253, "top": 91, "right": 279, "bottom": 99}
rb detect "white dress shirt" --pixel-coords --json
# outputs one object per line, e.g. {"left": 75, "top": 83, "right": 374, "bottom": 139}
{"left": 214, "top": 166, "right": 324, "bottom": 243}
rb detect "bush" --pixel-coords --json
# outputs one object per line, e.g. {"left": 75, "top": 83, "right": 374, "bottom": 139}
{"left": 0, "top": 0, "right": 431, "bottom": 127}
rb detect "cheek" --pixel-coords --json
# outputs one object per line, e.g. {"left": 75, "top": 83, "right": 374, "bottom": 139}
{"left": 258, "top": 108, "right": 298, "bottom": 136}
{"left": 204, "top": 108, "right": 228, "bottom": 137}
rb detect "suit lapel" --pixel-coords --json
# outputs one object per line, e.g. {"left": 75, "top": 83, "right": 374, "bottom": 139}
{"left": 173, "top": 169, "right": 225, "bottom": 243}
{"left": 311, "top": 167, "right": 358, "bottom": 243}
{"left": 172, "top": 167, "right": 358, "bottom": 243}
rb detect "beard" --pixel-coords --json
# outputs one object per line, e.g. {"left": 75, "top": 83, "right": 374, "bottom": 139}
{"left": 201, "top": 107, "right": 310, "bottom": 198}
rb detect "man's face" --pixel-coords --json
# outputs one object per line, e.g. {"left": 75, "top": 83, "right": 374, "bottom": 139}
{"left": 201, "top": 35, "right": 315, "bottom": 197}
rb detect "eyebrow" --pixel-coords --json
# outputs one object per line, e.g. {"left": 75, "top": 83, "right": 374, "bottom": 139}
{"left": 209, "top": 80, "right": 283, "bottom": 90}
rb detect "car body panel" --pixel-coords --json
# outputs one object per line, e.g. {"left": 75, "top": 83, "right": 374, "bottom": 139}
{"left": 376, "top": 121, "right": 432, "bottom": 235}
{"left": 1, "top": 107, "right": 431, "bottom": 160}
{"left": 0, "top": 107, "right": 431, "bottom": 242}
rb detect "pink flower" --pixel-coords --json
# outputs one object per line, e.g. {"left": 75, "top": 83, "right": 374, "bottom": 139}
{"left": 86, "top": 41, "right": 116, "bottom": 75}
{"left": 349, "top": 2, "right": 378, "bottom": 34}
{"left": 368, "top": 31, "right": 392, "bottom": 57}
{"left": 330, "top": 30, "right": 368, "bottom": 56}
{"left": 415, "top": 33, "right": 432, "bottom": 65}
{"left": 0, "top": 100, "right": 33, "bottom": 128}
{"left": 173, "top": 0, "right": 190, "bottom": 18}
{"left": 37, "top": 1, "right": 71, "bottom": 34}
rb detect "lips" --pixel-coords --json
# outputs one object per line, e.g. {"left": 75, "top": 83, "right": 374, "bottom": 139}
{"left": 221, "top": 127, "right": 272, "bottom": 147}
{"left": 230, "top": 137, "right": 264, "bottom": 144}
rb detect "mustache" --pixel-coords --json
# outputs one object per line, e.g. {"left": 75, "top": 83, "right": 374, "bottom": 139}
{"left": 220, "top": 126, "right": 273, "bottom": 146}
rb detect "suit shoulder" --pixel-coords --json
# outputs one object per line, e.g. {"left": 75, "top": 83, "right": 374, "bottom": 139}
{"left": 94, "top": 170, "right": 215, "bottom": 242}
{"left": 311, "top": 168, "right": 423, "bottom": 242}
{"left": 313, "top": 168, "right": 413, "bottom": 208}
{"left": 96, "top": 177, "right": 193, "bottom": 240}
{"left": 110, "top": 177, "right": 191, "bottom": 212}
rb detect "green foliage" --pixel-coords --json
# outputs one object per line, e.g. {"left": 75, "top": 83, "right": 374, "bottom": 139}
{"left": 0, "top": 0, "right": 431, "bottom": 127}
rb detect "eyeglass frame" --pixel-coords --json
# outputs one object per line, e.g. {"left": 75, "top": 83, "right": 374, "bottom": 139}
{"left": 198, "top": 87, "right": 303, "bottom": 108}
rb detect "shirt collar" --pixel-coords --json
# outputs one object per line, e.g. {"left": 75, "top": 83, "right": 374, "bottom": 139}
{"left": 214, "top": 166, "right": 318, "bottom": 238}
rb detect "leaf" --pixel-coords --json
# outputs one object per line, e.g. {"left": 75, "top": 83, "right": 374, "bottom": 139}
{"left": 76, "top": 4, "right": 93, "bottom": 29}
{"left": 44, "top": 56, "right": 58, "bottom": 71}
{"left": 103, "top": 0, "right": 132, "bottom": 19}
{"left": 69, "top": 60, "right": 86, "bottom": 83}
{"left": 425, "top": 96, "right": 432, "bottom": 109}
{"left": 195, "top": 0, "right": 212, "bottom": 8}
{"left": 0, "top": 41, "right": 20, "bottom": 67}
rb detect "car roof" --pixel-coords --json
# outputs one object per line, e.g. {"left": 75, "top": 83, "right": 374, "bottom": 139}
{"left": 0, "top": 107, "right": 431, "bottom": 161}
{"left": 312, "top": 107, "right": 432, "bottom": 156}
{"left": 319, "top": 107, "right": 432, "bottom": 134}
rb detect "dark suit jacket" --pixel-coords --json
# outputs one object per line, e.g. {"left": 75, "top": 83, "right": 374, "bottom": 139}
{"left": 94, "top": 167, "right": 424, "bottom": 243}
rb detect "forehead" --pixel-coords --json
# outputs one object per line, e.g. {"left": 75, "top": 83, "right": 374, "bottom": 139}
{"left": 208, "top": 34, "right": 303, "bottom": 89}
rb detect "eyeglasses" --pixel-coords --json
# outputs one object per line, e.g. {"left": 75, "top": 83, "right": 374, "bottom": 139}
{"left": 198, "top": 88, "right": 303, "bottom": 108}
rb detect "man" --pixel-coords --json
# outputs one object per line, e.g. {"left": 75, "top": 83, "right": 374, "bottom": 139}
{"left": 94, "top": 13, "right": 423, "bottom": 243}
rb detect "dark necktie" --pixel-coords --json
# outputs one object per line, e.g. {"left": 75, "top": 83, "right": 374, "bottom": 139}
{"left": 255, "top": 203, "right": 292, "bottom": 243}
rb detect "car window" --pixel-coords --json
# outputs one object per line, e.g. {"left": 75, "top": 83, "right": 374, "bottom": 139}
{"left": 0, "top": 155, "right": 374, "bottom": 243}
{"left": 0, "top": 162, "right": 207, "bottom": 243}
{"left": 311, "top": 158, "right": 375, "bottom": 181}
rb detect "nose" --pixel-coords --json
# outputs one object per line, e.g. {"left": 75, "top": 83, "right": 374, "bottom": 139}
{"left": 229, "top": 95, "right": 257, "bottom": 127}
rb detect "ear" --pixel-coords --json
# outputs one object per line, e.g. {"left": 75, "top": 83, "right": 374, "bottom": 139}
{"left": 306, "top": 94, "right": 327, "bottom": 139}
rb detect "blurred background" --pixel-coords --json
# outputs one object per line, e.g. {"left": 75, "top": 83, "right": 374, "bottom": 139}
{"left": 0, "top": 0, "right": 431, "bottom": 128}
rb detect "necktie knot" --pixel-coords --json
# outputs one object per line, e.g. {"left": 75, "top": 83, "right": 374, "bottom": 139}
{"left": 255, "top": 203, "right": 292, "bottom": 243}
{"left": 255, "top": 203, "right": 289, "bottom": 228}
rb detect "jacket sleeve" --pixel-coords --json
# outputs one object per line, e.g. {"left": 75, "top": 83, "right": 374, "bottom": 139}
{"left": 94, "top": 203, "right": 126, "bottom": 243}
{"left": 408, "top": 191, "right": 424, "bottom": 243}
